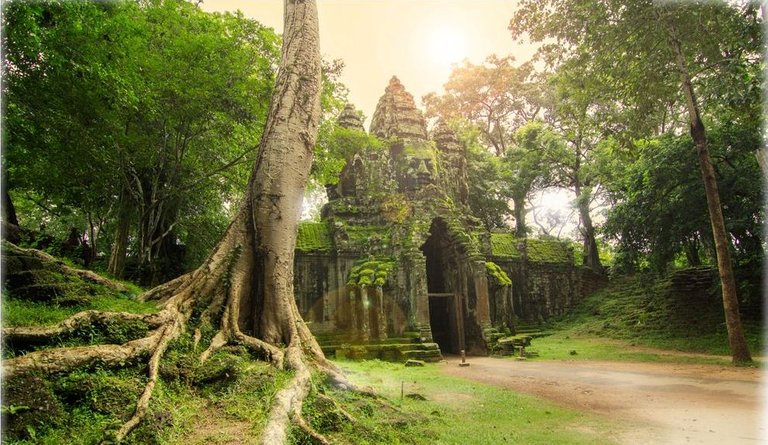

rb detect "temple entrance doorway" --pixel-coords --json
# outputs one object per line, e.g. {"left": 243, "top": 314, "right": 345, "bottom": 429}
{"left": 422, "top": 219, "right": 463, "bottom": 354}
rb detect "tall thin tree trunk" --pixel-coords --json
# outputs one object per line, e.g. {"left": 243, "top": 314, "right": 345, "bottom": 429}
{"left": 108, "top": 185, "right": 132, "bottom": 278}
{"left": 574, "top": 183, "right": 601, "bottom": 273}
{"left": 2, "top": 188, "right": 19, "bottom": 227}
{"left": 2, "top": 183, "right": 21, "bottom": 243}
{"left": 663, "top": 15, "right": 751, "bottom": 363}
{"left": 511, "top": 194, "right": 528, "bottom": 236}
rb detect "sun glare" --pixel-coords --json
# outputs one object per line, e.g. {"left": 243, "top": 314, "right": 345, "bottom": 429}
{"left": 427, "top": 26, "right": 467, "bottom": 66}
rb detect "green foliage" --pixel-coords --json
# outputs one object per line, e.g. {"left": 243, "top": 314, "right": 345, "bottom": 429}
{"left": 510, "top": 0, "right": 764, "bottom": 275}
{"left": 458, "top": 123, "right": 512, "bottom": 230}
{"left": 296, "top": 222, "right": 333, "bottom": 253}
{"left": 603, "top": 123, "right": 763, "bottom": 274}
{"left": 423, "top": 55, "right": 542, "bottom": 157}
{"left": 484, "top": 261, "right": 512, "bottom": 286}
{"left": 3, "top": 0, "right": 280, "bottom": 280}
{"left": 504, "top": 121, "right": 564, "bottom": 235}
{"left": 312, "top": 123, "right": 385, "bottom": 187}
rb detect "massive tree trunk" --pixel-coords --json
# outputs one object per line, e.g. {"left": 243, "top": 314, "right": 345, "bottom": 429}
{"left": 3, "top": 2, "right": 349, "bottom": 443}
{"left": 662, "top": 15, "right": 752, "bottom": 364}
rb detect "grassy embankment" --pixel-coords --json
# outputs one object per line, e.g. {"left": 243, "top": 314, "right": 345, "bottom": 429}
{"left": 521, "top": 272, "right": 763, "bottom": 365}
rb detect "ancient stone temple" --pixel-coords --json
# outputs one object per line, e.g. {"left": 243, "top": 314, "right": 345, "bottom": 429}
{"left": 294, "top": 76, "right": 602, "bottom": 362}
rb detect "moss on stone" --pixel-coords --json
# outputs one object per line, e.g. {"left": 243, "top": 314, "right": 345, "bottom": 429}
{"left": 490, "top": 233, "right": 521, "bottom": 258}
{"left": 526, "top": 238, "right": 573, "bottom": 264}
{"left": 490, "top": 235, "right": 573, "bottom": 264}
{"left": 347, "top": 257, "right": 396, "bottom": 288}
{"left": 485, "top": 261, "right": 512, "bottom": 286}
{"left": 296, "top": 222, "right": 333, "bottom": 252}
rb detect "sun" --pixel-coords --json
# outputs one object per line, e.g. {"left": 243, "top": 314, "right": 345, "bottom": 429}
{"left": 427, "top": 26, "right": 467, "bottom": 66}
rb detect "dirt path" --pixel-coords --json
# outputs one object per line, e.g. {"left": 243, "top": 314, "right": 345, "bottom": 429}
{"left": 440, "top": 356, "right": 764, "bottom": 445}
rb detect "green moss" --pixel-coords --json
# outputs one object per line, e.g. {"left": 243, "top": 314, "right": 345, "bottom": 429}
{"left": 402, "top": 143, "right": 438, "bottom": 161}
{"left": 296, "top": 222, "right": 332, "bottom": 252}
{"left": 485, "top": 261, "right": 512, "bottom": 286}
{"left": 526, "top": 239, "right": 573, "bottom": 264}
{"left": 347, "top": 257, "right": 396, "bottom": 288}
{"left": 345, "top": 225, "right": 390, "bottom": 242}
{"left": 490, "top": 233, "right": 521, "bottom": 258}
{"left": 490, "top": 235, "right": 574, "bottom": 264}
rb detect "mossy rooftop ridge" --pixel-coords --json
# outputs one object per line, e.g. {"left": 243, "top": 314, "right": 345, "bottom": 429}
{"left": 296, "top": 222, "right": 332, "bottom": 252}
{"left": 490, "top": 234, "right": 574, "bottom": 264}
{"left": 526, "top": 238, "right": 573, "bottom": 264}
{"left": 490, "top": 233, "right": 522, "bottom": 258}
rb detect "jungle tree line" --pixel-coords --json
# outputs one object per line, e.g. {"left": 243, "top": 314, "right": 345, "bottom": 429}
{"left": 2, "top": 0, "right": 347, "bottom": 286}
{"left": 423, "top": 0, "right": 763, "bottom": 363}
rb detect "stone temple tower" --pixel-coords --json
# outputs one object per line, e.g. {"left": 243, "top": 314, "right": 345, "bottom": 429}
{"left": 293, "top": 77, "right": 592, "bottom": 361}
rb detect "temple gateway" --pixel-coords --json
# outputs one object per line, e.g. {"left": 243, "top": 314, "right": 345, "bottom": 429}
{"left": 293, "top": 77, "right": 604, "bottom": 361}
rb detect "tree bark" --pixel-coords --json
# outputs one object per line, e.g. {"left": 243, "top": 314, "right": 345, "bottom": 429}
{"left": 755, "top": 147, "right": 768, "bottom": 179}
{"left": 511, "top": 193, "right": 528, "bottom": 237}
{"left": 574, "top": 183, "right": 601, "bottom": 273}
{"left": 108, "top": 184, "right": 133, "bottom": 278}
{"left": 662, "top": 15, "right": 752, "bottom": 363}
{"left": 3, "top": 188, "right": 19, "bottom": 227}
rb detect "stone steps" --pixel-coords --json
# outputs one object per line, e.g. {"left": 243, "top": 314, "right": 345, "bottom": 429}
{"left": 323, "top": 341, "right": 443, "bottom": 363}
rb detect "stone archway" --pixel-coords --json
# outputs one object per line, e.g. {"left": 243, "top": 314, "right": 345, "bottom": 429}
{"left": 421, "top": 218, "right": 465, "bottom": 354}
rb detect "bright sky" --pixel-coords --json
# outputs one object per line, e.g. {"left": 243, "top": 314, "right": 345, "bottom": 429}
{"left": 201, "top": 0, "right": 536, "bottom": 124}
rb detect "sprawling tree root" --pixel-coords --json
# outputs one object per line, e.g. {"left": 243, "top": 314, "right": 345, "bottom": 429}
{"left": 3, "top": 239, "right": 353, "bottom": 443}
{"left": 1, "top": 1, "right": 361, "bottom": 443}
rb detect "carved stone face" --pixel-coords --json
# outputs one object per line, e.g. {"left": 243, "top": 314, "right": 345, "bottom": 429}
{"left": 400, "top": 147, "right": 437, "bottom": 191}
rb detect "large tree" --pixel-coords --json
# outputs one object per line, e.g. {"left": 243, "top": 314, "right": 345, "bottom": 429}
{"left": 511, "top": 0, "right": 761, "bottom": 363}
{"left": 3, "top": 1, "right": 349, "bottom": 443}
{"left": 503, "top": 121, "right": 561, "bottom": 236}
{"left": 423, "top": 55, "right": 541, "bottom": 156}
{"left": 603, "top": 124, "right": 763, "bottom": 276}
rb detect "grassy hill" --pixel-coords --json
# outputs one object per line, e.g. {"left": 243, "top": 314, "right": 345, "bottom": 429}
{"left": 534, "top": 267, "right": 763, "bottom": 358}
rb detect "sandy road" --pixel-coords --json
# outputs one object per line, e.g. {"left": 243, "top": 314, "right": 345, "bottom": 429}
{"left": 440, "top": 356, "right": 764, "bottom": 445}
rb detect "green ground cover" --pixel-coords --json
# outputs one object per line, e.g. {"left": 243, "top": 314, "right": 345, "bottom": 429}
{"left": 333, "top": 359, "right": 619, "bottom": 445}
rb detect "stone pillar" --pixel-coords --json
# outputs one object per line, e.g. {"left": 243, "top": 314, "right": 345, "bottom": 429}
{"left": 375, "top": 286, "right": 387, "bottom": 340}
{"left": 359, "top": 287, "right": 370, "bottom": 342}
{"left": 473, "top": 261, "right": 491, "bottom": 325}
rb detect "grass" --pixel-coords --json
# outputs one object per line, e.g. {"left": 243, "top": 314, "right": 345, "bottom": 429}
{"left": 525, "top": 332, "right": 733, "bottom": 365}
{"left": 330, "top": 359, "right": 620, "bottom": 445}
{"left": 2, "top": 292, "right": 158, "bottom": 327}
{"left": 2, "top": 277, "right": 156, "bottom": 328}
